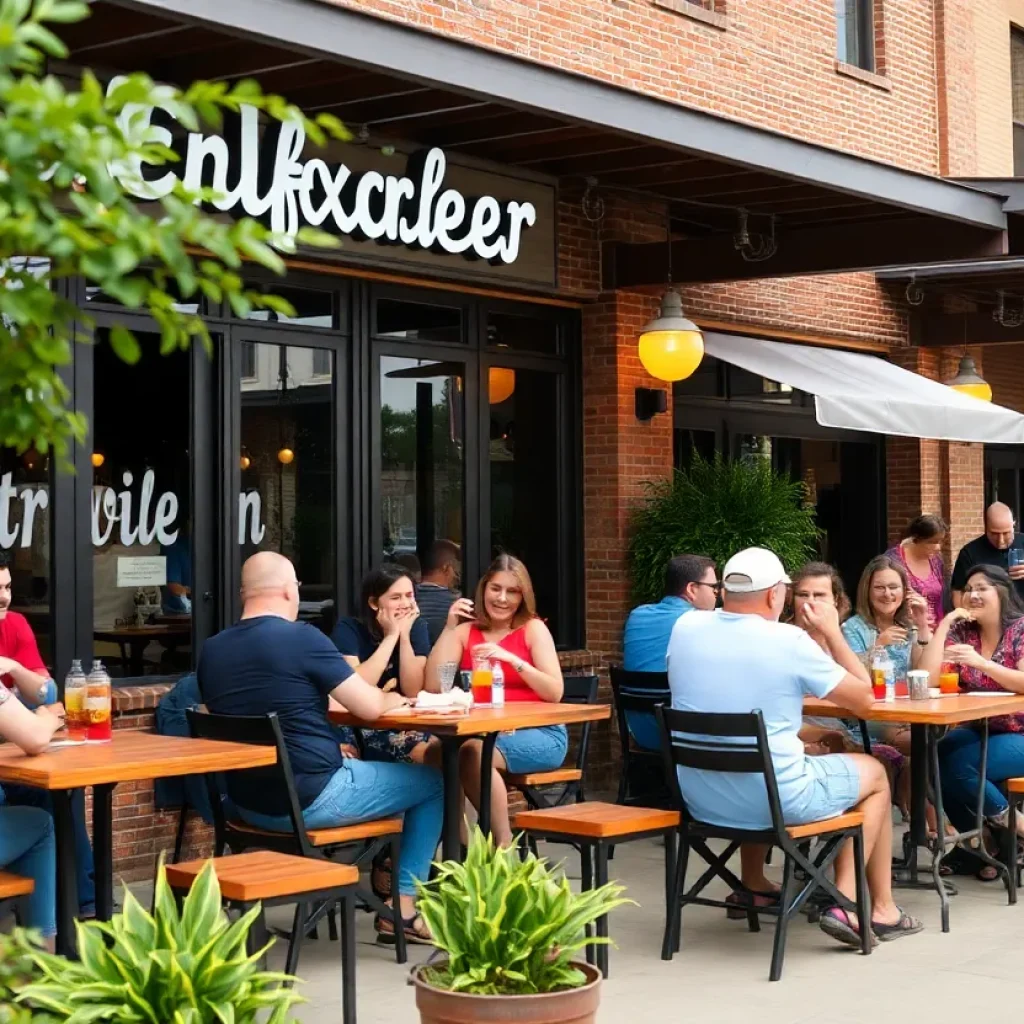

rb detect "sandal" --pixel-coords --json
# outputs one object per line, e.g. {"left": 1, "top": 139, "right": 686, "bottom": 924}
{"left": 871, "top": 908, "right": 923, "bottom": 942}
{"left": 724, "top": 889, "right": 780, "bottom": 920}
{"left": 818, "top": 907, "right": 878, "bottom": 949}
{"left": 370, "top": 853, "right": 392, "bottom": 902}
{"left": 375, "top": 911, "right": 434, "bottom": 946}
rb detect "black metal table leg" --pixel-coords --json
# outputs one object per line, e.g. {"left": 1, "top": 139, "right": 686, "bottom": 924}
{"left": 440, "top": 737, "right": 464, "bottom": 862}
{"left": 93, "top": 783, "right": 115, "bottom": 921}
{"left": 594, "top": 842, "right": 610, "bottom": 979}
{"left": 52, "top": 790, "right": 78, "bottom": 957}
{"left": 340, "top": 892, "right": 357, "bottom": 1024}
{"left": 907, "top": 723, "right": 927, "bottom": 881}
{"left": 926, "top": 726, "right": 951, "bottom": 932}
{"left": 478, "top": 734, "right": 498, "bottom": 839}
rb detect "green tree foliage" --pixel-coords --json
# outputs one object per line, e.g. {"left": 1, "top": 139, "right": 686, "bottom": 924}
{"left": 0, "top": 0, "right": 347, "bottom": 462}
{"left": 628, "top": 453, "right": 820, "bottom": 604}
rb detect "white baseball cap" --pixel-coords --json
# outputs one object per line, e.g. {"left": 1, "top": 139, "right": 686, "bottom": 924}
{"left": 721, "top": 547, "right": 791, "bottom": 594}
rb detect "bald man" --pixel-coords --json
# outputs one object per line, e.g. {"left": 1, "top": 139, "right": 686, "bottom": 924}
{"left": 198, "top": 552, "right": 443, "bottom": 942}
{"left": 951, "top": 502, "right": 1024, "bottom": 605}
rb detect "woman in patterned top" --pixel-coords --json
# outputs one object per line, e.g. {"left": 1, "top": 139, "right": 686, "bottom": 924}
{"left": 886, "top": 514, "right": 948, "bottom": 630}
{"left": 922, "top": 564, "right": 1024, "bottom": 838}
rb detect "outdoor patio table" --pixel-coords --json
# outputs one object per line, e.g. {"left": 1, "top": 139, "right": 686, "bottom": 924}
{"left": 804, "top": 692, "right": 1024, "bottom": 931}
{"left": 0, "top": 731, "right": 276, "bottom": 956}
{"left": 93, "top": 623, "right": 191, "bottom": 677}
{"left": 329, "top": 701, "right": 611, "bottom": 861}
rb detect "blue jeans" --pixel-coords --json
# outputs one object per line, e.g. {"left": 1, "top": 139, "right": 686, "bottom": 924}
{"left": 496, "top": 725, "right": 568, "bottom": 774}
{"left": 0, "top": 785, "right": 95, "bottom": 914}
{"left": 239, "top": 760, "right": 444, "bottom": 897}
{"left": 939, "top": 727, "right": 1024, "bottom": 831}
{"left": 0, "top": 805, "right": 55, "bottom": 936}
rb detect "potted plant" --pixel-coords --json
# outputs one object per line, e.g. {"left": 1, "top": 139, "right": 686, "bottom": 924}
{"left": 12, "top": 862, "right": 302, "bottom": 1023}
{"left": 412, "top": 829, "right": 629, "bottom": 1024}
{"left": 628, "top": 452, "right": 820, "bottom": 604}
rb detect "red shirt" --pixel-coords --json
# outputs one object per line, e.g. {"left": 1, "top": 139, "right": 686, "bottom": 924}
{"left": 0, "top": 611, "right": 47, "bottom": 689}
{"left": 460, "top": 625, "right": 538, "bottom": 702}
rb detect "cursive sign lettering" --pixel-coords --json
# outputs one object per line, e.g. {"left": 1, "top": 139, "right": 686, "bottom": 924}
{"left": 109, "top": 78, "right": 537, "bottom": 266}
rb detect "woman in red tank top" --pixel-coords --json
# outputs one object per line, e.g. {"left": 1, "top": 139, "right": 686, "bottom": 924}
{"left": 427, "top": 554, "right": 566, "bottom": 846}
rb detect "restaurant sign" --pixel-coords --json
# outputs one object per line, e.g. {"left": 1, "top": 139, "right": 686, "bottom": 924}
{"left": 109, "top": 79, "right": 557, "bottom": 287}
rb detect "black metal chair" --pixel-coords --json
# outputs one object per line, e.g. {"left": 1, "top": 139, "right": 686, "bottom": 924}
{"left": 185, "top": 708, "right": 407, "bottom": 967}
{"left": 504, "top": 674, "right": 601, "bottom": 810}
{"left": 609, "top": 666, "right": 671, "bottom": 807}
{"left": 658, "top": 706, "right": 871, "bottom": 981}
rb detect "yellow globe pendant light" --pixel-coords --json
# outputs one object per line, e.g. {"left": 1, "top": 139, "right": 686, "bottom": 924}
{"left": 945, "top": 354, "right": 992, "bottom": 403}
{"left": 638, "top": 288, "right": 704, "bottom": 382}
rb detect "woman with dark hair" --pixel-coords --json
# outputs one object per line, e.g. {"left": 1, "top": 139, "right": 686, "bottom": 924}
{"left": 331, "top": 564, "right": 433, "bottom": 764}
{"left": 922, "top": 564, "right": 1024, "bottom": 841}
{"left": 427, "top": 554, "right": 565, "bottom": 846}
{"left": 886, "top": 514, "right": 948, "bottom": 629}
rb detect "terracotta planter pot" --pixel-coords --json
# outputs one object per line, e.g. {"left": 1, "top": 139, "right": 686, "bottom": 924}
{"left": 412, "top": 961, "right": 602, "bottom": 1024}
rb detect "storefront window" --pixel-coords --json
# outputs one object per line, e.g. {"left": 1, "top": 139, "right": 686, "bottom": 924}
{"left": 92, "top": 332, "right": 192, "bottom": 679}
{"left": 0, "top": 446, "right": 52, "bottom": 672}
{"left": 245, "top": 286, "right": 334, "bottom": 329}
{"left": 239, "top": 341, "right": 335, "bottom": 632}
{"left": 376, "top": 299, "right": 462, "bottom": 343}
{"left": 379, "top": 356, "right": 464, "bottom": 567}
{"left": 489, "top": 366, "right": 562, "bottom": 633}
{"left": 487, "top": 311, "right": 559, "bottom": 354}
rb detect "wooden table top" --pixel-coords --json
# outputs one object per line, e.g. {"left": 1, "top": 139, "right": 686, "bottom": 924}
{"left": 0, "top": 731, "right": 276, "bottom": 788}
{"left": 93, "top": 624, "right": 190, "bottom": 639}
{"left": 329, "top": 701, "right": 610, "bottom": 736}
{"left": 805, "top": 692, "right": 1024, "bottom": 726}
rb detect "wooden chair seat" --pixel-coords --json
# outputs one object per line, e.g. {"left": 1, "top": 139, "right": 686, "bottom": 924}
{"left": 166, "top": 851, "right": 358, "bottom": 903}
{"left": 514, "top": 801, "right": 680, "bottom": 839}
{"left": 0, "top": 870, "right": 33, "bottom": 899}
{"left": 228, "top": 817, "right": 403, "bottom": 847}
{"left": 504, "top": 767, "right": 583, "bottom": 787}
{"left": 786, "top": 811, "right": 865, "bottom": 840}
{"left": 1006, "top": 777, "right": 1024, "bottom": 794}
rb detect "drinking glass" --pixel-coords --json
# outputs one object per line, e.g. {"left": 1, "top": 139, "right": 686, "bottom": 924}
{"left": 939, "top": 661, "right": 960, "bottom": 695}
{"left": 471, "top": 652, "right": 493, "bottom": 705}
{"left": 437, "top": 660, "right": 459, "bottom": 694}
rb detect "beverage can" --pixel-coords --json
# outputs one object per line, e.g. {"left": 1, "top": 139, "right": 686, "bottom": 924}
{"left": 491, "top": 662, "right": 505, "bottom": 708}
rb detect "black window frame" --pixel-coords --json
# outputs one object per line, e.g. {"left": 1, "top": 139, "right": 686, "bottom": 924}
{"left": 836, "top": 0, "right": 875, "bottom": 73}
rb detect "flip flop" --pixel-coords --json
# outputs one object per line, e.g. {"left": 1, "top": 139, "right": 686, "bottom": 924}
{"left": 724, "top": 889, "right": 780, "bottom": 920}
{"left": 375, "top": 911, "right": 434, "bottom": 946}
{"left": 819, "top": 906, "right": 878, "bottom": 948}
{"left": 872, "top": 908, "right": 923, "bottom": 942}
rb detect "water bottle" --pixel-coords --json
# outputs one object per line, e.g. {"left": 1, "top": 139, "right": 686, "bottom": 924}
{"left": 85, "top": 660, "right": 113, "bottom": 743}
{"left": 491, "top": 661, "right": 505, "bottom": 708}
{"left": 64, "top": 659, "right": 87, "bottom": 741}
{"left": 879, "top": 647, "right": 896, "bottom": 703}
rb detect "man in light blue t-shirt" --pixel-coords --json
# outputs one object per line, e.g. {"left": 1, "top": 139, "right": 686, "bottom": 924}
{"left": 622, "top": 554, "right": 717, "bottom": 750}
{"left": 667, "top": 547, "right": 922, "bottom": 948}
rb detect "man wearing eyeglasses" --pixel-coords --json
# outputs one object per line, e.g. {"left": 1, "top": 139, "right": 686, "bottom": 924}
{"left": 622, "top": 554, "right": 718, "bottom": 751}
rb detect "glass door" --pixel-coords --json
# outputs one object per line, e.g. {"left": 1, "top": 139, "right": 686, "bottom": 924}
{"left": 227, "top": 326, "right": 342, "bottom": 635}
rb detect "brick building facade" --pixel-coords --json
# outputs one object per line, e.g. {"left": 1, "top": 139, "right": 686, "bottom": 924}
{"left": 19, "top": 0, "right": 1024, "bottom": 880}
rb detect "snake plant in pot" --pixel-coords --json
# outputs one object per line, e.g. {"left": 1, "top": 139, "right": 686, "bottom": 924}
{"left": 412, "top": 828, "right": 630, "bottom": 1024}
{"left": 12, "top": 861, "right": 302, "bottom": 1023}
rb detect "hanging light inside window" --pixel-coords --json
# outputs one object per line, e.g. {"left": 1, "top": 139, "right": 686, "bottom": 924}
{"left": 945, "top": 354, "right": 992, "bottom": 403}
{"left": 488, "top": 367, "right": 516, "bottom": 404}
{"left": 90, "top": 451, "right": 105, "bottom": 468}
{"left": 637, "top": 215, "right": 704, "bottom": 382}
{"left": 239, "top": 447, "right": 251, "bottom": 471}
{"left": 277, "top": 447, "right": 295, "bottom": 465}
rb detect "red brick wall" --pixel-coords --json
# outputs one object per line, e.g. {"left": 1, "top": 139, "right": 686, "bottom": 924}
{"left": 984, "top": 343, "right": 1024, "bottom": 414}
{"left": 319, "top": 0, "right": 944, "bottom": 172}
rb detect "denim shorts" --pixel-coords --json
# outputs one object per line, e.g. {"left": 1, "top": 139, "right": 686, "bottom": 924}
{"left": 496, "top": 724, "right": 568, "bottom": 774}
{"left": 789, "top": 753, "right": 862, "bottom": 825}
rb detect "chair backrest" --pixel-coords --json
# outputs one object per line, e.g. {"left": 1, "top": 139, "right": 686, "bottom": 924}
{"left": 608, "top": 665, "right": 670, "bottom": 752}
{"left": 185, "top": 708, "right": 317, "bottom": 857}
{"left": 562, "top": 674, "right": 600, "bottom": 773}
{"left": 656, "top": 705, "right": 785, "bottom": 835}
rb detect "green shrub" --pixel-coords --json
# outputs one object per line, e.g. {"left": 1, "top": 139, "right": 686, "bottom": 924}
{"left": 416, "top": 828, "right": 630, "bottom": 996}
{"left": 17, "top": 861, "right": 302, "bottom": 1023}
{"left": 628, "top": 452, "right": 820, "bottom": 604}
{"left": 0, "top": 929, "right": 53, "bottom": 1024}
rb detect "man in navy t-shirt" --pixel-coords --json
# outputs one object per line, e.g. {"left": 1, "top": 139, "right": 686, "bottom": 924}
{"left": 199, "top": 551, "right": 443, "bottom": 943}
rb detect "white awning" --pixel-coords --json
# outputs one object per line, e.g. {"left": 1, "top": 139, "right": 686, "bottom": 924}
{"left": 702, "top": 332, "right": 1024, "bottom": 444}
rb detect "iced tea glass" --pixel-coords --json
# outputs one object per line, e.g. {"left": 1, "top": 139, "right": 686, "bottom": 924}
{"left": 939, "top": 662, "right": 960, "bottom": 695}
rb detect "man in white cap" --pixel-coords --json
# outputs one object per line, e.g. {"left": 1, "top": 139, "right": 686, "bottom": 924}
{"left": 666, "top": 547, "right": 922, "bottom": 947}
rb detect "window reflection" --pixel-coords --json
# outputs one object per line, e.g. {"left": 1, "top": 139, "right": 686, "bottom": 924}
{"left": 245, "top": 286, "right": 334, "bottom": 329}
{"left": 380, "top": 356, "right": 464, "bottom": 564}
{"left": 92, "top": 332, "right": 192, "bottom": 679}
{"left": 240, "top": 342, "right": 335, "bottom": 633}
{"left": 489, "top": 366, "right": 560, "bottom": 631}
{"left": 0, "top": 446, "right": 51, "bottom": 672}
{"left": 376, "top": 299, "right": 462, "bottom": 344}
